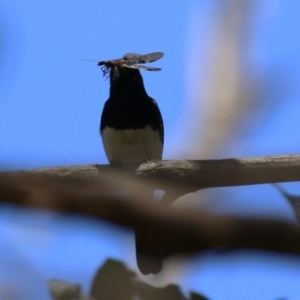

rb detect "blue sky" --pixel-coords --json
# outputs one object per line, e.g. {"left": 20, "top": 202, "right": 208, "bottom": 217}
{"left": 1, "top": 1, "right": 300, "bottom": 299}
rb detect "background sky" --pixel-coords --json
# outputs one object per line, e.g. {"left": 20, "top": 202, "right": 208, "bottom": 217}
{"left": 1, "top": 1, "right": 300, "bottom": 299}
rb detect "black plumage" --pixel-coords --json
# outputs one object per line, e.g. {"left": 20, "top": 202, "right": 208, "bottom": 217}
{"left": 98, "top": 53, "right": 164, "bottom": 274}
{"left": 100, "top": 67, "right": 163, "bottom": 143}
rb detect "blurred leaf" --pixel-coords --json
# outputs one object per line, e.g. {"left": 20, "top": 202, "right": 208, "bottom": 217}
{"left": 90, "top": 259, "right": 209, "bottom": 300}
{"left": 190, "top": 291, "right": 209, "bottom": 300}
{"left": 273, "top": 183, "right": 300, "bottom": 223}
{"left": 135, "top": 282, "right": 184, "bottom": 300}
{"left": 90, "top": 259, "right": 136, "bottom": 300}
{"left": 48, "top": 279, "right": 81, "bottom": 300}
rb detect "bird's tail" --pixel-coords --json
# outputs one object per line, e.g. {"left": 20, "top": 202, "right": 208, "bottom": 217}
{"left": 135, "top": 228, "right": 163, "bottom": 275}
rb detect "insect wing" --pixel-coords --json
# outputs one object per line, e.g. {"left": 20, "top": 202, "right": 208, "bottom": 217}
{"left": 123, "top": 53, "right": 142, "bottom": 61}
{"left": 121, "top": 64, "right": 161, "bottom": 71}
{"left": 123, "top": 52, "right": 164, "bottom": 65}
{"left": 135, "top": 65, "right": 162, "bottom": 71}
{"left": 121, "top": 63, "right": 141, "bottom": 69}
{"left": 136, "top": 52, "right": 164, "bottom": 64}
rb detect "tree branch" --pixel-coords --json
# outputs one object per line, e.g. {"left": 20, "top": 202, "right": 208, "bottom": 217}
{"left": 1, "top": 171, "right": 300, "bottom": 258}
{"left": 2, "top": 154, "right": 300, "bottom": 258}
{"left": 7, "top": 154, "right": 300, "bottom": 193}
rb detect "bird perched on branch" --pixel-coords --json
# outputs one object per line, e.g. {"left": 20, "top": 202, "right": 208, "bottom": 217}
{"left": 97, "top": 52, "right": 164, "bottom": 275}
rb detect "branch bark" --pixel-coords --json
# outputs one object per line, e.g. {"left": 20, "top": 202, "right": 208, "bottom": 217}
{"left": 7, "top": 154, "right": 300, "bottom": 193}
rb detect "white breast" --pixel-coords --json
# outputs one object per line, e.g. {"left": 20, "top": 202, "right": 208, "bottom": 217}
{"left": 101, "top": 126, "right": 163, "bottom": 164}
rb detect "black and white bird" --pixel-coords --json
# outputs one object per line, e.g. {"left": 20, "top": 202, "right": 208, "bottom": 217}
{"left": 98, "top": 52, "right": 164, "bottom": 275}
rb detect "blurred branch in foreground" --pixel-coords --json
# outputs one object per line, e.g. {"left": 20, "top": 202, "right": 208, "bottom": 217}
{"left": 48, "top": 259, "right": 209, "bottom": 300}
{"left": 185, "top": 0, "right": 258, "bottom": 158}
{"left": 273, "top": 183, "right": 300, "bottom": 223}
{"left": 1, "top": 155, "right": 300, "bottom": 259}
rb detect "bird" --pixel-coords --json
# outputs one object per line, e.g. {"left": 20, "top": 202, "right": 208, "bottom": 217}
{"left": 98, "top": 52, "right": 164, "bottom": 275}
